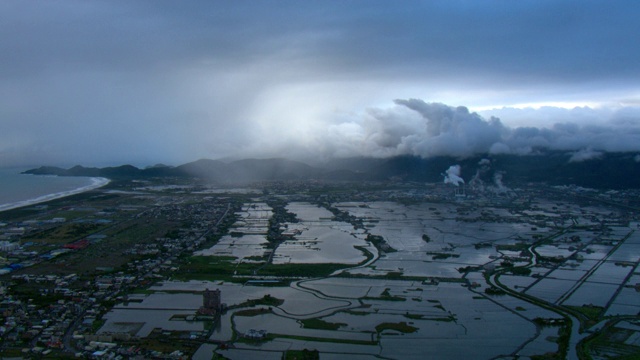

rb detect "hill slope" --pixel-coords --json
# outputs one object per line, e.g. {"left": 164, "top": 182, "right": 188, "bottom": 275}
{"left": 22, "top": 152, "right": 640, "bottom": 189}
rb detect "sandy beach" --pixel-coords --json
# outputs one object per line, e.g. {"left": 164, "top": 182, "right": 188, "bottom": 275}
{"left": 0, "top": 177, "right": 110, "bottom": 212}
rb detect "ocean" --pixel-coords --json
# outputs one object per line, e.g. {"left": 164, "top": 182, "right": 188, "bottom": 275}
{"left": 0, "top": 168, "right": 110, "bottom": 212}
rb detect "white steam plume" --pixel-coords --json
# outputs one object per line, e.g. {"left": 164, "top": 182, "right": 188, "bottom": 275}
{"left": 493, "top": 172, "right": 508, "bottom": 193}
{"left": 443, "top": 165, "right": 465, "bottom": 186}
{"left": 470, "top": 158, "right": 491, "bottom": 190}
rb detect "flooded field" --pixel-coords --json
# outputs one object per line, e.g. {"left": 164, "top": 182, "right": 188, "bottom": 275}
{"left": 335, "top": 201, "right": 548, "bottom": 279}
{"left": 194, "top": 202, "right": 272, "bottom": 261}
{"left": 98, "top": 196, "right": 639, "bottom": 359}
{"left": 273, "top": 202, "right": 369, "bottom": 264}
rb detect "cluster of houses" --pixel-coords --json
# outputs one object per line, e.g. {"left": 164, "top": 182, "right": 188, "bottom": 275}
{"left": 0, "top": 272, "right": 129, "bottom": 356}
{"left": 0, "top": 259, "right": 205, "bottom": 358}
{"left": 0, "top": 216, "right": 94, "bottom": 275}
{"left": 0, "top": 197, "right": 234, "bottom": 358}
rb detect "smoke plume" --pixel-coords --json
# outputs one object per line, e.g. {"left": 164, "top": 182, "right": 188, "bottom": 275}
{"left": 493, "top": 172, "right": 508, "bottom": 193}
{"left": 443, "top": 165, "right": 465, "bottom": 186}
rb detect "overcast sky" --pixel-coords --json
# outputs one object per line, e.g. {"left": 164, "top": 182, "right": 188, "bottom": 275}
{"left": 1, "top": 0, "right": 640, "bottom": 167}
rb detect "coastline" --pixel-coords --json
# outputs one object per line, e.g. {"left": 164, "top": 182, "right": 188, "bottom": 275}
{"left": 0, "top": 177, "right": 110, "bottom": 212}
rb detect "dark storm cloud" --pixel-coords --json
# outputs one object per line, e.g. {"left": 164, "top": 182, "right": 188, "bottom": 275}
{"left": 1, "top": 1, "right": 639, "bottom": 166}
{"left": 3, "top": 1, "right": 639, "bottom": 79}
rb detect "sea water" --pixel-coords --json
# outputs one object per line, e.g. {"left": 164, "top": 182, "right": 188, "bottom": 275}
{"left": 0, "top": 168, "right": 109, "bottom": 212}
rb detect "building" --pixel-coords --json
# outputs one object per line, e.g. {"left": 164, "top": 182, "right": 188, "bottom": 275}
{"left": 198, "top": 288, "right": 221, "bottom": 315}
{"left": 244, "top": 329, "right": 267, "bottom": 339}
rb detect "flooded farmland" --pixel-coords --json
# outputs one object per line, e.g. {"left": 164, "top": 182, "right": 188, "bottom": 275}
{"left": 273, "top": 202, "right": 370, "bottom": 264}
{"left": 97, "top": 191, "right": 639, "bottom": 359}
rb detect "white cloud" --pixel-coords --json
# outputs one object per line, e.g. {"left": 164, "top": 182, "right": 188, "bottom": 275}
{"left": 295, "top": 100, "right": 640, "bottom": 161}
{"left": 569, "top": 148, "right": 603, "bottom": 162}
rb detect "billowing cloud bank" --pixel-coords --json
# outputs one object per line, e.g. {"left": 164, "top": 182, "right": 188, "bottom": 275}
{"left": 317, "top": 99, "right": 640, "bottom": 161}
{"left": 2, "top": 2, "right": 640, "bottom": 167}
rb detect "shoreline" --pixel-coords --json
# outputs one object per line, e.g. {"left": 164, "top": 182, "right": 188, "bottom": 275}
{"left": 0, "top": 177, "right": 110, "bottom": 212}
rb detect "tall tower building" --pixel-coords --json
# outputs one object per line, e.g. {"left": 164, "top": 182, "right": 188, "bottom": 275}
{"left": 198, "top": 288, "right": 221, "bottom": 315}
{"left": 203, "top": 288, "right": 221, "bottom": 310}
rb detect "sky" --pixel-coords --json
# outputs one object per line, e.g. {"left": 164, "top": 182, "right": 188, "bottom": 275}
{"left": 1, "top": 0, "right": 640, "bottom": 168}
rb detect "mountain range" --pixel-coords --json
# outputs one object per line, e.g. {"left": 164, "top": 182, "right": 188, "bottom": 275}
{"left": 23, "top": 151, "right": 640, "bottom": 189}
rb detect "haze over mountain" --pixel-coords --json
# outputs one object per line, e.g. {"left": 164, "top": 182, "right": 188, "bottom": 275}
{"left": 24, "top": 151, "right": 640, "bottom": 190}
{"left": 1, "top": 1, "right": 640, "bottom": 168}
